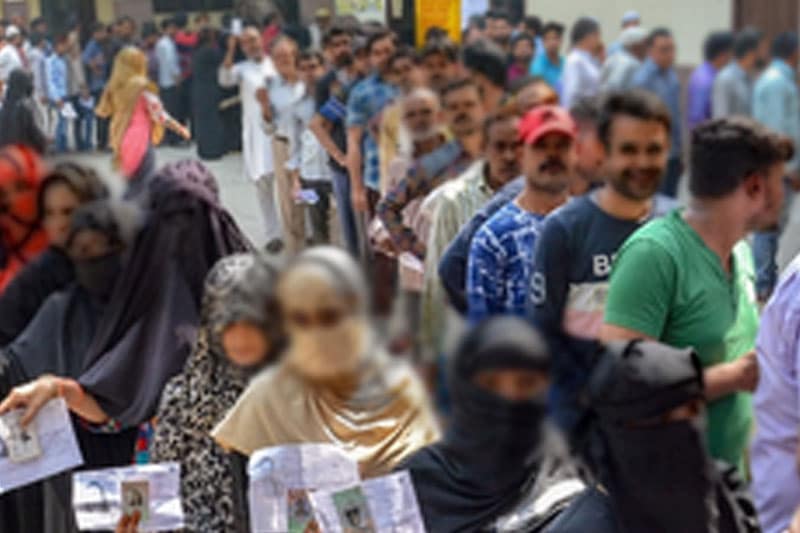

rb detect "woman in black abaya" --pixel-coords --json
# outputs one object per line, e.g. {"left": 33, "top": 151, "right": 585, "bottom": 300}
{"left": 192, "top": 27, "right": 226, "bottom": 160}
{"left": 401, "top": 317, "right": 587, "bottom": 532}
{"left": 0, "top": 69, "right": 47, "bottom": 153}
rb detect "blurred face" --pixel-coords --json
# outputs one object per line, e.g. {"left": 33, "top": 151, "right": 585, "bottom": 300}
{"left": 522, "top": 132, "right": 577, "bottom": 194}
{"left": 650, "top": 35, "right": 676, "bottom": 69}
{"left": 485, "top": 118, "right": 523, "bottom": 187}
{"left": 474, "top": 368, "right": 549, "bottom": 402}
{"left": 298, "top": 56, "right": 324, "bottom": 85}
{"left": 240, "top": 28, "right": 263, "bottom": 60}
{"left": 442, "top": 85, "right": 484, "bottom": 138}
{"left": 328, "top": 34, "right": 352, "bottom": 67}
{"left": 222, "top": 322, "right": 271, "bottom": 367}
{"left": 388, "top": 56, "right": 416, "bottom": 90}
{"left": 512, "top": 38, "right": 534, "bottom": 65}
{"left": 747, "top": 161, "right": 786, "bottom": 231}
{"left": 754, "top": 38, "right": 769, "bottom": 68}
{"left": 272, "top": 41, "right": 298, "bottom": 78}
{"left": 543, "top": 30, "right": 562, "bottom": 56}
{"left": 575, "top": 122, "right": 605, "bottom": 185}
{"left": 121, "top": 21, "right": 135, "bottom": 39}
{"left": 605, "top": 115, "right": 669, "bottom": 200}
{"left": 93, "top": 28, "right": 108, "bottom": 42}
{"left": 421, "top": 51, "right": 455, "bottom": 92}
{"left": 402, "top": 94, "right": 439, "bottom": 142}
{"left": 43, "top": 183, "right": 81, "bottom": 249}
{"left": 582, "top": 30, "right": 601, "bottom": 53}
{"left": 487, "top": 17, "right": 513, "bottom": 46}
{"left": 369, "top": 36, "right": 395, "bottom": 73}
{"left": 67, "top": 229, "right": 113, "bottom": 261}
{"left": 515, "top": 81, "right": 559, "bottom": 115}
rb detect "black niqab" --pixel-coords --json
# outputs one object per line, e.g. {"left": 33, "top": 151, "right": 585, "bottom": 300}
{"left": 402, "top": 317, "right": 573, "bottom": 532}
{"left": 78, "top": 160, "right": 251, "bottom": 427}
{"left": 587, "top": 340, "right": 717, "bottom": 533}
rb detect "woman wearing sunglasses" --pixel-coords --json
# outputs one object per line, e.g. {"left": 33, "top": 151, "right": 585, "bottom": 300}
{"left": 213, "top": 246, "right": 440, "bottom": 480}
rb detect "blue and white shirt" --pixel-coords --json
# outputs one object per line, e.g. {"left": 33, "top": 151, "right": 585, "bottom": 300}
{"left": 467, "top": 201, "right": 544, "bottom": 323}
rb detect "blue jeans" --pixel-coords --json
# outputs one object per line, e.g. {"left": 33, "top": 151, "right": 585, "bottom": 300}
{"left": 52, "top": 105, "right": 68, "bottom": 153}
{"left": 753, "top": 180, "right": 795, "bottom": 299}
{"left": 331, "top": 169, "right": 359, "bottom": 257}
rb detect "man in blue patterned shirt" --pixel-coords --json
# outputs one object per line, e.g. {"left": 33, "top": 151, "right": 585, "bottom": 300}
{"left": 345, "top": 29, "right": 398, "bottom": 214}
{"left": 467, "top": 106, "right": 577, "bottom": 322}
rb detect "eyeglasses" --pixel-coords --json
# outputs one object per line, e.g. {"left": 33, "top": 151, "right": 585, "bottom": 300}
{"left": 286, "top": 307, "right": 349, "bottom": 328}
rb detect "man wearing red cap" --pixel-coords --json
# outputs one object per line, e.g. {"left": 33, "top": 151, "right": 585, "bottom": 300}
{"left": 466, "top": 105, "right": 577, "bottom": 322}
{"left": 526, "top": 90, "right": 678, "bottom": 434}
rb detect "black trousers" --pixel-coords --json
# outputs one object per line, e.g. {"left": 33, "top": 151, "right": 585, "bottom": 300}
{"left": 159, "top": 85, "right": 182, "bottom": 145}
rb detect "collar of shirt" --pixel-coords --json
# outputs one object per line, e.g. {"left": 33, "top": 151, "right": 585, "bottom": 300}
{"left": 771, "top": 58, "right": 796, "bottom": 82}
{"left": 572, "top": 48, "right": 598, "bottom": 66}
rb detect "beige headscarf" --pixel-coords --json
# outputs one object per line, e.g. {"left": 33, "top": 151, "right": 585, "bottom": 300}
{"left": 212, "top": 247, "right": 440, "bottom": 478}
{"left": 95, "top": 47, "right": 164, "bottom": 169}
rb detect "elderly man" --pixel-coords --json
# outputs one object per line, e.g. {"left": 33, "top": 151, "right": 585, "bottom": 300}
{"left": 600, "top": 26, "right": 648, "bottom": 91}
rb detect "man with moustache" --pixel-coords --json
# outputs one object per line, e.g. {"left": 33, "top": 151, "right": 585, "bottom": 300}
{"left": 468, "top": 106, "right": 576, "bottom": 322}
{"left": 420, "top": 112, "right": 523, "bottom": 367}
{"left": 527, "top": 90, "right": 678, "bottom": 434}
{"left": 600, "top": 117, "right": 792, "bottom": 471}
{"left": 377, "top": 78, "right": 485, "bottom": 259}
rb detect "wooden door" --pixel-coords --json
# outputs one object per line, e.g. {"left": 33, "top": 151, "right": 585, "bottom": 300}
{"left": 735, "top": 0, "right": 799, "bottom": 44}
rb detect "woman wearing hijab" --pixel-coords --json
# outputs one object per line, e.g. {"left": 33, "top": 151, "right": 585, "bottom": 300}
{"left": 95, "top": 47, "right": 190, "bottom": 195}
{"left": 191, "top": 27, "right": 226, "bottom": 160}
{"left": 151, "top": 253, "right": 283, "bottom": 532}
{"left": 0, "top": 198, "right": 143, "bottom": 533}
{"left": 547, "top": 340, "right": 760, "bottom": 533}
{"left": 0, "top": 162, "right": 108, "bottom": 345}
{"left": 212, "top": 246, "right": 439, "bottom": 478}
{"left": 0, "top": 69, "right": 48, "bottom": 153}
{"left": 0, "top": 144, "right": 49, "bottom": 293}
{"left": 402, "top": 317, "right": 586, "bottom": 532}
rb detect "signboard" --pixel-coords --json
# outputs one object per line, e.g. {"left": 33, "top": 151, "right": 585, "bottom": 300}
{"left": 335, "top": 0, "right": 387, "bottom": 24}
{"left": 415, "top": 0, "right": 461, "bottom": 47}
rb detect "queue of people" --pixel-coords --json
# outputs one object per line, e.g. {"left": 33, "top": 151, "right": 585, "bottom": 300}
{"left": 1, "top": 5, "right": 800, "bottom": 533}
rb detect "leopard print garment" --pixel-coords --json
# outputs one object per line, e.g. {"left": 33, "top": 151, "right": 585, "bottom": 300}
{"left": 151, "top": 253, "right": 278, "bottom": 532}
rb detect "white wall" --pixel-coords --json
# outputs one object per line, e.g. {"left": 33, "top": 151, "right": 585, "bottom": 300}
{"left": 525, "top": 0, "right": 732, "bottom": 66}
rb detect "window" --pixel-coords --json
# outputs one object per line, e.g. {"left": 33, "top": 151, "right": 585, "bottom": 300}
{"left": 153, "top": 0, "right": 234, "bottom": 13}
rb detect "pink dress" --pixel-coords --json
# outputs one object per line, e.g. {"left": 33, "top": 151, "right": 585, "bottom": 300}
{"left": 120, "top": 93, "right": 168, "bottom": 178}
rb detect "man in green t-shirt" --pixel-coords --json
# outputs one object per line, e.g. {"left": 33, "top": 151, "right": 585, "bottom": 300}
{"left": 599, "top": 117, "right": 793, "bottom": 468}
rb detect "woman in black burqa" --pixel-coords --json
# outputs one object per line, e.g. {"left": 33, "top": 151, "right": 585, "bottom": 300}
{"left": 191, "top": 26, "right": 226, "bottom": 160}
{"left": 0, "top": 68, "right": 47, "bottom": 154}
{"left": 0, "top": 159, "right": 250, "bottom": 532}
{"left": 401, "top": 316, "right": 587, "bottom": 532}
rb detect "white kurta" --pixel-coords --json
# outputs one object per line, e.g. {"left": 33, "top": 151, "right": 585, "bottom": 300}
{"left": 218, "top": 57, "right": 277, "bottom": 182}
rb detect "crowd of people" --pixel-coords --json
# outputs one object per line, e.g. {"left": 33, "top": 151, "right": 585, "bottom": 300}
{"left": 1, "top": 4, "right": 800, "bottom": 533}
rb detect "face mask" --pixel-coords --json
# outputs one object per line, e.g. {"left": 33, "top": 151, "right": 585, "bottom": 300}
{"left": 74, "top": 252, "right": 123, "bottom": 302}
{"left": 286, "top": 315, "right": 367, "bottom": 382}
{"left": 600, "top": 418, "right": 718, "bottom": 533}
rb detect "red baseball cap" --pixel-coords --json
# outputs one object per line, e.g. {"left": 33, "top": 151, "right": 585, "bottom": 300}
{"left": 519, "top": 105, "right": 577, "bottom": 145}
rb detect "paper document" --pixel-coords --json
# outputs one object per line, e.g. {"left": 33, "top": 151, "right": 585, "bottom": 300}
{"left": 73, "top": 462, "right": 183, "bottom": 532}
{"left": 248, "top": 443, "right": 361, "bottom": 533}
{"left": 310, "top": 471, "right": 427, "bottom": 533}
{"left": 0, "top": 398, "right": 83, "bottom": 494}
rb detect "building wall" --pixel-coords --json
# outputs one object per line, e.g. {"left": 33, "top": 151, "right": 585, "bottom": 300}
{"left": 525, "top": 0, "right": 733, "bottom": 67}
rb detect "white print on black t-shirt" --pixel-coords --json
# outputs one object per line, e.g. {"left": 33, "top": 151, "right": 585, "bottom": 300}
{"left": 592, "top": 253, "right": 617, "bottom": 277}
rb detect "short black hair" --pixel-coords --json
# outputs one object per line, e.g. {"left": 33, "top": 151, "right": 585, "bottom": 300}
{"left": 141, "top": 21, "right": 158, "bottom": 39}
{"left": 468, "top": 14, "right": 486, "bottom": 30}
{"left": 322, "top": 25, "right": 351, "bottom": 47}
{"left": 365, "top": 28, "right": 395, "bottom": 54}
{"left": 483, "top": 110, "right": 519, "bottom": 140}
{"left": 387, "top": 46, "right": 417, "bottom": 69}
{"left": 734, "top": 28, "right": 763, "bottom": 59}
{"left": 420, "top": 38, "right": 458, "bottom": 63}
{"left": 771, "top": 31, "right": 799, "bottom": 60}
{"left": 53, "top": 32, "right": 69, "bottom": 46}
{"left": 703, "top": 30, "right": 735, "bottom": 62}
{"left": 486, "top": 9, "right": 512, "bottom": 24}
{"left": 91, "top": 22, "right": 106, "bottom": 34}
{"left": 440, "top": 78, "right": 479, "bottom": 100}
{"left": 160, "top": 17, "right": 176, "bottom": 31}
{"left": 117, "top": 15, "right": 135, "bottom": 27}
{"left": 571, "top": 17, "right": 599, "bottom": 46}
{"left": 462, "top": 39, "right": 507, "bottom": 89}
{"left": 690, "top": 117, "right": 794, "bottom": 198}
{"left": 30, "top": 17, "right": 45, "bottom": 28}
{"left": 524, "top": 16, "right": 543, "bottom": 36}
{"left": 570, "top": 96, "right": 601, "bottom": 127}
{"left": 425, "top": 26, "right": 449, "bottom": 42}
{"left": 299, "top": 49, "right": 324, "bottom": 64}
{"left": 509, "top": 75, "right": 548, "bottom": 95}
{"left": 173, "top": 12, "right": 188, "bottom": 28}
{"left": 597, "top": 90, "right": 672, "bottom": 149}
{"left": 647, "top": 27, "right": 672, "bottom": 48}
{"left": 542, "top": 21, "right": 565, "bottom": 38}
{"left": 511, "top": 32, "right": 535, "bottom": 50}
